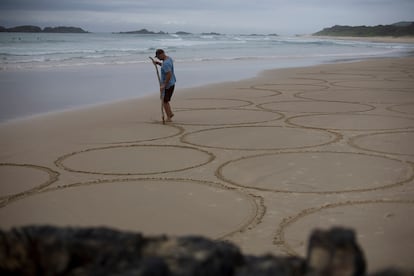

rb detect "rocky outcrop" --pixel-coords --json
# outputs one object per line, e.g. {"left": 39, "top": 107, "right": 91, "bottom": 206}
{"left": 2, "top": 25, "right": 42, "bottom": 33}
{"left": 201, "top": 32, "right": 221, "bottom": 35}
{"left": 175, "top": 31, "right": 192, "bottom": 35}
{"left": 119, "top": 28, "right": 167, "bottom": 34}
{"left": 313, "top": 22, "right": 414, "bottom": 37}
{"left": 0, "top": 25, "right": 88, "bottom": 33}
{"left": 42, "top": 26, "right": 88, "bottom": 33}
{"left": 0, "top": 226, "right": 411, "bottom": 275}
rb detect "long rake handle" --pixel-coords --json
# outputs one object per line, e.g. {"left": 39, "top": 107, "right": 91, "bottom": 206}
{"left": 149, "top": 57, "right": 165, "bottom": 124}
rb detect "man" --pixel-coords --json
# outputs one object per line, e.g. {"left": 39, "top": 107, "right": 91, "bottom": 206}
{"left": 153, "top": 49, "right": 176, "bottom": 122}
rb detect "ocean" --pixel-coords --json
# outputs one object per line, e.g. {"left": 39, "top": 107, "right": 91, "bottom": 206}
{"left": 2, "top": 32, "right": 413, "bottom": 69}
{"left": 1, "top": 32, "right": 413, "bottom": 122}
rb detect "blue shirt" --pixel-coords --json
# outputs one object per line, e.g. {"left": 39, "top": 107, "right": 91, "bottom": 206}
{"left": 161, "top": 57, "right": 176, "bottom": 88}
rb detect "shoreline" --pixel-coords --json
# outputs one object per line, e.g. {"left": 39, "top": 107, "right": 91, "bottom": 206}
{"left": 2, "top": 32, "right": 414, "bottom": 123}
{"left": 0, "top": 58, "right": 345, "bottom": 123}
{"left": 0, "top": 53, "right": 410, "bottom": 124}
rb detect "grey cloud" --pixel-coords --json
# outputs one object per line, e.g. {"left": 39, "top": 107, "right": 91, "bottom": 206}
{"left": 0, "top": 0, "right": 413, "bottom": 34}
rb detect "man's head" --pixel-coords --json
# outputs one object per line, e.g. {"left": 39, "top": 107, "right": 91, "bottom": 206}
{"left": 155, "top": 49, "right": 166, "bottom": 60}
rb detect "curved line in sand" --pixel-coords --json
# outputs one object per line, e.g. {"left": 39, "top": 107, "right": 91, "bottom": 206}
{"left": 274, "top": 199, "right": 414, "bottom": 256}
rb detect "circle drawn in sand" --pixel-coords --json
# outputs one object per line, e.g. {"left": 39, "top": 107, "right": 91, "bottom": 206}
{"left": 0, "top": 163, "right": 59, "bottom": 199}
{"left": 217, "top": 151, "right": 414, "bottom": 193}
{"left": 0, "top": 178, "right": 258, "bottom": 239}
{"left": 55, "top": 145, "right": 214, "bottom": 175}
{"left": 301, "top": 71, "right": 375, "bottom": 81}
{"left": 174, "top": 98, "right": 253, "bottom": 110}
{"left": 253, "top": 83, "right": 328, "bottom": 93}
{"left": 258, "top": 100, "right": 375, "bottom": 114}
{"left": 296, "top": 90, "right": 414, "bottom": 104}
{"left": 236, "top": 87, "right": 280, "bottom": 98}
{"left": 349, "top": 131, "right": 414, "bottom": 156}
{"left": 181, "top": 126, "right": 341, "bottom": 151}
{"left": 174, "top": 109, "right": 284, "bottom": 126}
{"left": 275, "top": 200, "right": 414, "bottom": 270}
{"left": 332, "top": 79, "right": 414, "bottom": 90}
{"left": 387, "top": 103, "right": 414, "bottom": 115}
{"left": 77, "top": 122, "right": 184, "bottom": 144}
{"left": 287, "top": 114, "right": 414, "bottom": 131}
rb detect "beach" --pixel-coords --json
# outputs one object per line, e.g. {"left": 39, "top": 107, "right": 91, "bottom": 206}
{"left": 2, "top": 32, "right": 414, "bottom": 123}
{"left": 1, "top": 56, "right": 414, "bottom": 272}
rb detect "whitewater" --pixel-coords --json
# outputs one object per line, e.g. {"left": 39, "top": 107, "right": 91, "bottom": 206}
{"left": 0, "top": 32, "right": 413, "bottom": 122}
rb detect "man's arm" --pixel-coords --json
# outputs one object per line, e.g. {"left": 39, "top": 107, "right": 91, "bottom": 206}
{"left": 161, "top": 71, "right": 172, "bottom": 90}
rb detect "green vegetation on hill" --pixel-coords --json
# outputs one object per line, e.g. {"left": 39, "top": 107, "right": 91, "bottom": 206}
{"left": 118, "top": 28, "right": 166, "bottom": 34}
{"left": 2, "top": 25, "right": 42, "bottom": 33}
{"left": 313, "top": 21, "right": 414, "bottom": 37}
{"left": 43, "top": 26, "right": 88, "bottom": 33}
{"left": 0, "top": 25, "right": 88, "bottom": 33}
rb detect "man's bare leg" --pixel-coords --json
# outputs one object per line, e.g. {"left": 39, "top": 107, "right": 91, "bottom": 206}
{"left": 164, "top": 102, "right": 174, "bottom": 121}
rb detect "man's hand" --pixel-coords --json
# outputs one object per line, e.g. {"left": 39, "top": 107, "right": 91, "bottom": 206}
{"left": 160, "top": 84, "right": 166, "bottom": 92}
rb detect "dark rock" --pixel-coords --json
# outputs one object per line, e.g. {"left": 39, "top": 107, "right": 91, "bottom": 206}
{"left": 306, "top": 227, "right": 366, "bottom": 276}
{"left": 42, "top": 26, "right": 88, "bottom": 33}
{"left": 119, "top": 29, "right": 167, "bottom": 34}
{"left": 369, "top": 268, "right": 414, "bottom": 276}
{"left": 237, "top": 255, "right": 306, "bottom": 276}
{"left": 201, "top": 32, "right": 221, "bottom": 35}
{"left": 6, "top": 25, "right": 42, "bottom": 33}
{"left": 1, "top": 25, "right": 88, "bottom": 33}
{"left": 313, "top": 22, "right": 414, "bottom": 37}
{"left": 0, "top": 225, "right": 412, "bottom": 275}
{"left": 175, "top": 31, "right": 192, "bottom": 35}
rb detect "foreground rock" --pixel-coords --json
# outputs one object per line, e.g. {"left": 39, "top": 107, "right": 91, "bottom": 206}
{"left": 0, "top": 226, "right": 411, "bottom": 275}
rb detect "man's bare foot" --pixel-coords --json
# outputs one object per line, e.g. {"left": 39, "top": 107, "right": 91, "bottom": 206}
{"left": 166, "top": 113, "right": 174, "bottom": 122}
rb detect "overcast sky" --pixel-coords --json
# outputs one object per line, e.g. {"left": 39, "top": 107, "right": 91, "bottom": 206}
{"left": 1, "top": 0, "right": 413, "bottom": 35}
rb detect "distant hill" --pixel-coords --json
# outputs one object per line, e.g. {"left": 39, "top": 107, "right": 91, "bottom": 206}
{"left": 1, "top": 25, "right": 42, "bottom": 33}
{"left": 0, "top": 25, "right": 88, "bottom": 33}
{"left": 43, "top": 26, "right": 88, "bottom": 33}
{"left": 201, "top": 32, "right": 221, "bottom": 35}
{"left": 313, "top": 21, "right": 414, "bottom": 37}
{"left": 391, "top": 21, "right": 413, "bottom": 27}
{"left": 118, "top": 29, "right": 196, "bottom": 35}
{"left": 175, "top": 31, "right": 192, "bottom": 35}
{"left": 118, "top": 29, "right": 166, "bottom": 34}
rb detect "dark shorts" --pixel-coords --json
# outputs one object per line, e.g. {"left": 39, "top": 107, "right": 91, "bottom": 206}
{"left": 163, "top": 85, "right": 175, "bottom": 103}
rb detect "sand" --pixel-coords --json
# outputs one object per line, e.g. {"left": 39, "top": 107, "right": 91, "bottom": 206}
{"left": 1, "top": 57, "right": 414, "bottom": 272}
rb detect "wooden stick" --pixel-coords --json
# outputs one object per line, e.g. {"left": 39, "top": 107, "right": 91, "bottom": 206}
{"left": 149, "top": 57, "right": 165, "bottom": 124}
